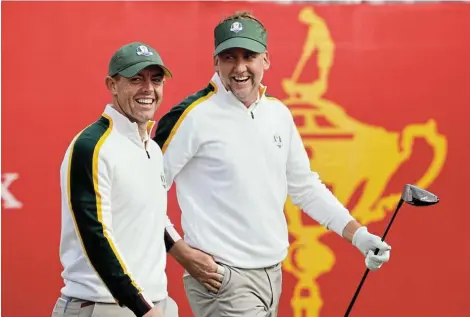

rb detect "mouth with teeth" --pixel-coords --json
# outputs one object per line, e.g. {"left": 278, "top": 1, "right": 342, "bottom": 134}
{"left": 232, "top": 76, "right": 250, "bottom": 84}
{"left": 134, "top": 98, "right": 155, "bottom": 108}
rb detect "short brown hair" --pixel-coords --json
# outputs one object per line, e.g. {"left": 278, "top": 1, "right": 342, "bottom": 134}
{"left": 219, "top": 10, "right": 265, "bottom": 30}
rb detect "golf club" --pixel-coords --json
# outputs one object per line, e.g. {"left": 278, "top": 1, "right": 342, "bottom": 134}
{"left": 344, "top": 184, "right": 439, "bottom": 317}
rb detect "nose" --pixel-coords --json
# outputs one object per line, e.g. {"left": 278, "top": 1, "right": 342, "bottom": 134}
{"left": 141, "top": 77, "right": 153, "bottom": 92}
{"left": 233, "top": 58, "right": 248, "bottom": 74}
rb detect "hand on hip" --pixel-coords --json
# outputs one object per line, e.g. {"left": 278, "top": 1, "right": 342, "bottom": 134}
{"left": 184, "top": 248, "right": 224, "bottom": 293}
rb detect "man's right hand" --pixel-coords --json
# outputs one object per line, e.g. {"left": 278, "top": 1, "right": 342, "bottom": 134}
{"left": 169, "top": 240, "right": 224, "bottom": 293}
{"left": 143, "top": 306, "right": 164, "bottom": 317}
{"left": 185, "top": 248, "right": 224, "bottom": 293}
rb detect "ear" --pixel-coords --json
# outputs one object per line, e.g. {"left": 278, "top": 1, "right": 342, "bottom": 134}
{"left": 105, "top": 76, "right": 118, "bottom": 96}
{"left": 263, "top": 51, "right": 271, "bottom": 71}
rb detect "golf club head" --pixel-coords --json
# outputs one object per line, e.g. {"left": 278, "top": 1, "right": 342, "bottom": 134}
{"left": 401, "top": 184, "right": 439, "bottom": 206}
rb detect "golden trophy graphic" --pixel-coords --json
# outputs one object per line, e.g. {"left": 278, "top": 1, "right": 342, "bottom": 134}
{"left": 281, "top": 7, "right": 448, "bottom": 317}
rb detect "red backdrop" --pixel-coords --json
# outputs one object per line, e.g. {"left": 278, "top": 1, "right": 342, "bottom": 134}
{"left": 2, "top": 2, "right": 470, "bottom": 317}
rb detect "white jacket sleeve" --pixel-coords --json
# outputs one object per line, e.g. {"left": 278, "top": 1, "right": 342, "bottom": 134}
{"left": 153, "top": 105, "right": 200, "bottom": 187}
{"left": 286, "top": 116, "right": 355, "bottom": 236}
{"left": 153, "top": 103, "right": 200, "bottom": 250}
{"left": 164, "top": 215, "right": 182, "bottom": 251}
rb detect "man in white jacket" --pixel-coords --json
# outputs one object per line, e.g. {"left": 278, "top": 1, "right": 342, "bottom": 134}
{"left": 53, "top": 42, "right": 178, "bottom": 317}
{"left": 154, "top": 12, "right": 391, "bottom": 317}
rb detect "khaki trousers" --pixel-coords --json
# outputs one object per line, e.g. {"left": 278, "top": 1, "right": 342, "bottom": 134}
{"left": 183, "top": 263, "right": 282, "bottom": 317}
{"left": 51, "top": 295, "right": 178, "bottom": 317}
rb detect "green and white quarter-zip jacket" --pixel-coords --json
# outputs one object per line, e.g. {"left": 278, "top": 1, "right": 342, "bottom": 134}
{"left": 59, "top": 105, "right": 174, "bottom": 317}
{"left": 154, "top": 73, "right": 354, "bottom": 269}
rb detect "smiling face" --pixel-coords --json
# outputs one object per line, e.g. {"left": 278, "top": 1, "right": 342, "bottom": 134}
{"left": 214, "top": 47, "right": 270, "bottom": 107}
{"left": 106, "top": 65, "right": 165, "bottom": 124}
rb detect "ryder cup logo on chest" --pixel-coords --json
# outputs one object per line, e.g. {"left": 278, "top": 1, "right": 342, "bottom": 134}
{"left": 160, "top": 172, "right": 167, "bottom": 189}
{"left": 273, "top": 134, "right": 283, "bottom": 149}
{"left": 136, "top": 45, "right": 153, "bottom": 56}
{"left": 230, "top": 22, "right": 243, "bottom": 33}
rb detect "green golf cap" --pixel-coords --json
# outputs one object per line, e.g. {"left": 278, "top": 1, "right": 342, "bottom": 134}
{"left": 108, "top": 42, "right": 172, "bottom": 78}
{"left": 214, "top": 19, "right": 267, "bottom": 56}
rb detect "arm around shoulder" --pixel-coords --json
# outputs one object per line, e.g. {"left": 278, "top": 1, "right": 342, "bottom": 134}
{"left": 153, "top": 104, "right": 200, "bottom": 187}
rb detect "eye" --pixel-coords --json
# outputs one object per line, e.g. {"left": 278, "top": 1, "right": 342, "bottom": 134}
{"left": 152, "top": 76, "right": 164, "bottom": 85}
{"left": 131, "top": 77, "right": 142, "bottom": 83}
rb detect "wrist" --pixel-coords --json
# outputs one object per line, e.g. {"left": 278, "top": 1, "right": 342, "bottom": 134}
{"left": 342, "top": 220, "right": 363, "bottom": 243}
{"left": 351, "top": 226, "right": 368, "bottom": 246}
{"left": 169, "top": 240, "right": 194, "bottom": 265}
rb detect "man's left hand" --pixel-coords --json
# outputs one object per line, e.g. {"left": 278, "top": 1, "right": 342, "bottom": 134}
{"left": 352, "top": 226, "right": 391, "bottom": 271}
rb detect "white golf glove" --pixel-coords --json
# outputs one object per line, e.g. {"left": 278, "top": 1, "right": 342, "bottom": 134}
{"left": 352, "top": 226, "right": 391, "bottom": 271}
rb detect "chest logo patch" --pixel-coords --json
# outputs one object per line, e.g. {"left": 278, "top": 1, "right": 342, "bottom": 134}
{"left": 160, "top": 172, "right": 167, "bottom": 189}
{"left": 273, "top": 134, "right": 283, "bottom": 149}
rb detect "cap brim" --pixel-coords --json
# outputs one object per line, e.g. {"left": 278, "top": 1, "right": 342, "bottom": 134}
{"left": 214, "top": 38, "right": 266, "bottom": 56}
{"left": 118, "top": 61, "right": 173, "bottom": 79}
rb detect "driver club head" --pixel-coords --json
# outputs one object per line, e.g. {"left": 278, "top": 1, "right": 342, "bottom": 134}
{"left": 401, "top": 184, "right": 439, "bottom": 206}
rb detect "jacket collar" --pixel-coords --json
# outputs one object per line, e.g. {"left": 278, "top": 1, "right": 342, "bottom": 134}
{"left": 103, "top": 104, "right": 155, "bottom": 144}
{"left": 210, "top": 72, "right": 268, "bottom": 109}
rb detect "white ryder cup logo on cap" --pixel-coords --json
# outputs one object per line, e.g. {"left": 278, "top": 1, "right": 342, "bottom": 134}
{"left": 230, "top": 22, "right": 243, "bottom": 33}
{"left": 136, "top": 45, "right": 153, "bottom": 56}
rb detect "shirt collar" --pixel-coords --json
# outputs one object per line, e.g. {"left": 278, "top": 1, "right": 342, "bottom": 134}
{"left": 210, "top": 72, "right": 268, "bottom": 108}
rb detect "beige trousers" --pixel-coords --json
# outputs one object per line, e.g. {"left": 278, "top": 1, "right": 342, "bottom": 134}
{"left": 183, "top": 263, "right": 282, "bottom": 317}
{"left": 50, "top": 295, "right": 178, "bottom": 317}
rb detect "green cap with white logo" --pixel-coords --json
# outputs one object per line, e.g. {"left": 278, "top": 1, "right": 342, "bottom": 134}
{"left": 108, "top": 42, "right": 172, "bottom": 78}
{"left": 214, "top": 19, "right": 267, "bottom": 56}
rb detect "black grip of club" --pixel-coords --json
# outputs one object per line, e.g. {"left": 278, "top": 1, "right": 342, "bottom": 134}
{"left": 344, "top": 198, "right": 404, "bottom": 317}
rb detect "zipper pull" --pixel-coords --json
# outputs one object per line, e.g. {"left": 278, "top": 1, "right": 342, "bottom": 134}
{"left": 251, "top": 111, "right": 254, "bottom": 119}
{"left": 143, "top": 140, "right": 150, "bottom": 159}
